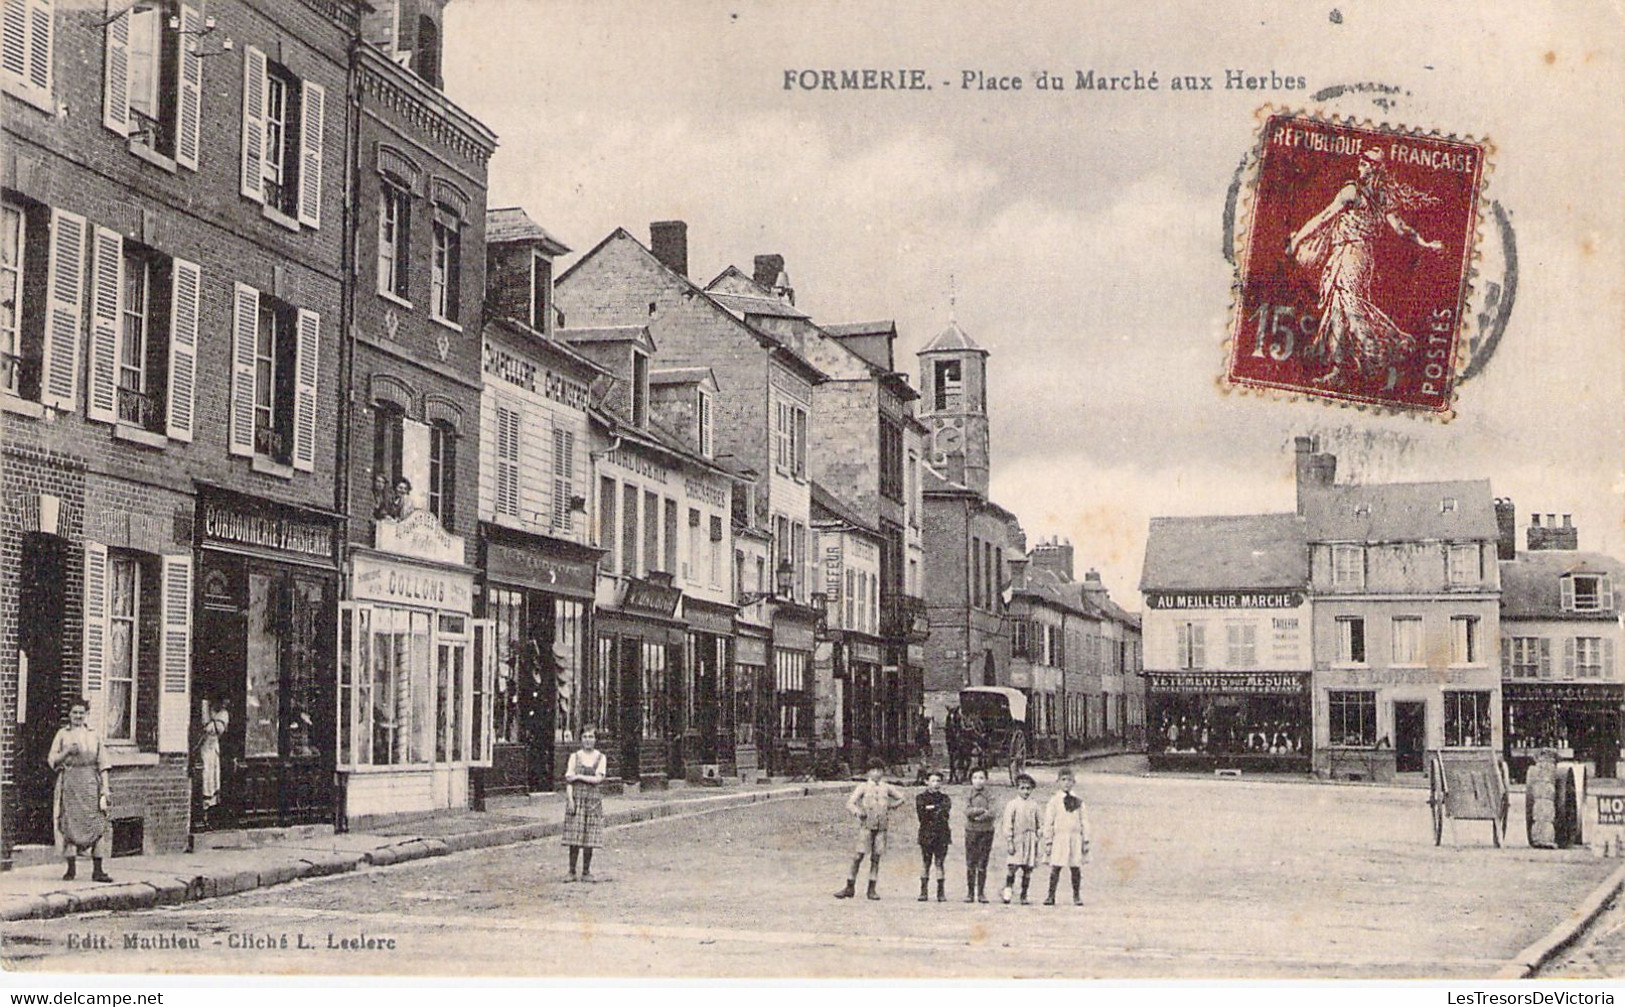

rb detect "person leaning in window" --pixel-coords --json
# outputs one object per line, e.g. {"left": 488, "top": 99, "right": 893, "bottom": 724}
{"left": 49, "top": 699, "right": 114, "bottom": 882}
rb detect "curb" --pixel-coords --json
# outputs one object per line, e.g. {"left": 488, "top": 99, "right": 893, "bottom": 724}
{"left": 3, "top": 783, "right": 842, "bottom": 923}
{"left": 1494, "top": 860, "right": 1625, "bottom": 978}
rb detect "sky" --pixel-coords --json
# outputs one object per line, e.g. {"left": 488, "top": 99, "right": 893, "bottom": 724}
{"left": 445, "top": 0, "right": 1625, "bottom": 606}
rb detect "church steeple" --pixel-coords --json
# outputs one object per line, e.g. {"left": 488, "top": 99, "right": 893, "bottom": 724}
{"left": 918, "top": 311, "right": 990, "bottom": 497}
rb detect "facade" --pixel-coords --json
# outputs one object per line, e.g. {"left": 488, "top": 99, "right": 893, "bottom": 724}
{"left": 476, "top": 207, "right": 601, "bottom": 797}
{"left": 3, "top": 0, "right": 352, "bottom": 862}
{"left": 1140, "top": 514, "right": 1313, "bottom": 772}
{"left": 1300, "top": 440, "right": 1502, "bottom": 779}
{"left": 1497, "top": 505, "right": 1623, "bottom": 780}
{"left": 554, "top": 223, "right": 825, "bottom": 776}
{"left": 811, "top": 483, "right": 887, "bottom": 768}
{"left": 1006, "top": 562, "right": 1080, "bottom": 759}
{"left": 337, "top": 4, "right": 497, "bottom": 823}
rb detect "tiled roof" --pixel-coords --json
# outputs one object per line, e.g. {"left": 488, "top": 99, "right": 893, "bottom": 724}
{"left": 810, "top": 482, "right": 876, "bottom": 535}
{"left": 650, "top": 367, "right": 715, "bottom": 387}
{"left": 1302, "top": 480, "right": 1497, "bottom": 542}
{"left": 921, "top": 320, "right": 986, "bottom": 355}
{"left": 557, "top": 325, "right": 650, "bottom": 344}
{"left": 709, "top": 290, "right": 808, "bottom": 320}
{"left": 1500, "top": 550, "right": 1624, "bottom": 620}
{"left": 825, "top": 321, "right": 897, "bottom": 338}
{"left": 485, "top": 207, "right": 570, "bottom": 254}
{"left": 1013, "top": 568, "right": 1087, "bottom": 615}
{"left": 1140, "top": 513, "right": 1309, "bottom": 592}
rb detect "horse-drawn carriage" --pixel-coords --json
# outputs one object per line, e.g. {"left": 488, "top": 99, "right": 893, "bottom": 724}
{"left": 947, "top": 686, "right": 1029, "bottom": 786}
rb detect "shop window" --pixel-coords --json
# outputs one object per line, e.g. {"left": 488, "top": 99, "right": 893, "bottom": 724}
{"left": 1331, "top": 544, "right": 1364, "bottom": 590}
{"left": 489, "top": 587, "right": 524, "bottom": 745}
{"left": 1443, "top": 690, "right": 1492, "bottom": 748}
{"left": 1328, "top": 691, "right": 1376, "bottom": 746}
{"left": 775, "top": 649, "right": 810, "bottom": 740}
{"left": 1176, "top": 622, "right": 1206, "bottom": 670}
{"left": 1336, "top": 616, "right": 1365, "bottom": 663}
{"left": 591, "top": 635, "right": 616, "bottom": 740}
{"left": 1564, "top": 574, "right": 1614, "bottom": 613}
{"left": 1447, "top": 543, "right": 1479, "bottom": 586}
{"left": 734, "top": 663, "right": 759, "bottom": 747}
{"left": 553, "top": 600, "right": 584, "bottom": 743}
{"left": 641, "top": 640, "right": 666, "bottom": 741}
{"left": 1391, "top": 617, "right": 1423, "bottom": 665}
{"left": 1449, "top": 616, "right": 1480, "bottom": 665}
{"left": 1225, "top": 623, "right": 1257, "bottom": 667}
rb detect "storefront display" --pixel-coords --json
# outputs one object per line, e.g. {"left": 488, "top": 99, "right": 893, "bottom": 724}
{"left": 1505, "top": 682, "right": 1624, "bottom": 780}
{"left": 1147, "top": 671, "right": 1311, "bottom": 772}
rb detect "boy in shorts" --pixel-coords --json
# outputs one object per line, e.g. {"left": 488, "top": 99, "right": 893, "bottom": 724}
{"left": 834, "top": 760, "right": 906, "bottom": 901}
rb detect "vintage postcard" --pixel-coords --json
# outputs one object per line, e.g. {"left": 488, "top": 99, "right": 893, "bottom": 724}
{"left": 2, "top": 0, "right": 1623, "bottom": 987}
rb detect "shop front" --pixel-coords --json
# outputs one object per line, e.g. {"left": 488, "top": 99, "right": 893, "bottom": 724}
{"left": 1147, "top": 671, "right": 1312, "bottom": 772}
{"left": 838, "top": 636, "right": 887, "bottom": 767}
{"left": 594, "top": 576, "right": 685, "bottom": 783}
{"left": 338, "top": 513, "right": 491, "bottom": 825}
{"left": 731, "top": 626, "right": 771, "bottom": 779}
{"left": 1505, "top": 682, "right": 1624, "bottom": 781}
{"left": 681, "top": 599, "right": 735, "bottom": 779}
{"left": 770, "top": 610, "right": 818, "bottom": 776}
{"left": 479, "top": 526, "right": 598, "bottom": 797}
{"left": 192, "top": 487, "right": 342, "bottom": 831}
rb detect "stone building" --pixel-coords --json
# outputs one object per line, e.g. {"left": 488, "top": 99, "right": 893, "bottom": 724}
{"left": 2, "top": 0, "right": 352, "bottom": 863}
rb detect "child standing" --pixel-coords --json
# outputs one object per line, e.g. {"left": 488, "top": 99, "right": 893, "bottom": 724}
{"left": 915, "top": 770, "right": 952, "bottom": 902}
{"left": 834, "top": 760, "right": 906, "bottom": 901}
{"left": 999, "top": 773, "right": 1042, "bottom": 904}
{"left": 1041, "top": 767, "right": 1092, "bottom": 906}
{"left": 561, "top": 726, "right": 607, "bottom": 882}
{"left": 962, "top": 768, "right": 996, "bottom": 902}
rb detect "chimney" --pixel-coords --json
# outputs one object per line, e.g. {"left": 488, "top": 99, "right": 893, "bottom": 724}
{"left": 1294, "top": 435, "right": 1336, "bottom": 514}
{"left": 650, "top": 221, "right": 688, "bottom": 278}
{"left": 1029, "top": 538, "right": 1074, "bottom": 582}
{"left": 1007, "top": 555, "right": 1030, "bottom": 591}
{"left": 1081, "top": 568, "right": 1109, "bottom": 605}
{"left": 1494, "top": 498, "right": 1517, "bottom": 561}
{"left": 1528, "top": 512, "right": 1580, "bottom": 551}
{"left": 753, "top": 254, "right": 785, "bottom": 290}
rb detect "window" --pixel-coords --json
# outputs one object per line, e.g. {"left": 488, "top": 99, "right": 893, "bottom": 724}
{"left": 1447, "top": 544, "right": 1479, "bottom": 586}
{"left": 879, "top": 419, "right": 904, "bottom": 501}
{"left": 697, "top": 388, "right": 713, "bottom": 457}
{"left": 530, "top": 253, "right": 551, "bottom": 332}
{"left": 687, "top": 509, "right": 701, "bottom": 579}
{"left": 642, "top": 490, "right": 659, "bottom": 575}
{"left": 112, "top": 248, "right": 172, "bottom": 432}
{"left": 1568, "top": 637, "right": 1613, "bottom": 680}
{"left": 1226, "top": 623, "right": 1257, "bottom": 667}
{"left": 2, "top": 0, "right": 54, "bottom": 110}
{"left": 485, "top": 404, "right": 518, "bottom": 518}
{"left": 709, "top": 515, "right": 724, "bottom": 587}
{"left": 1450, "top": 616, "right": 1480, "bottom": 665}
{"left": 1444, "top": 691, "right": 1492, "bottom": 748}
{"left": 428, "top": 421, "right": 456, "bottom": 529}
{"left": 103, "top": 3, "right": 201, "bottom": 168}
{"left": 631, "top": 350, "right": 649, "bottom": 427}
{"left": 1329, "top": 691, "right": 1376, "bottom": 746}
{"left": 662, "top": 497, "right": 678, "bottom": 574}
{"left": 792, "top": 521, "right": 807, "bottom": 599}
{"left": 1331, "top": 544, "right": 1364, "bottom": 590}
{"left": 377, "top": 176, "right": 411, "bottom": 300}
{"left": 240, "top": 46, "right": 323, "bottom": 228}
{"left": 620, "top": 484, "right": 638, "bottom": 577}
{"left": 372, "top": 400, "right": 404, "bottom": 493}
{"left": 775, "top": 649, "right": 809, "bottom": 739}
{"left": 775, "top": 400, "right": 792, "bottom": 471}
{"left": 1564, "top": 575, "right": 1614, "bottom": 613}
{"left": 430, "top": 204, "right": 462, "bottom": 324}
{"left": 1390, "top": 617, "right": 1423, "bottom": 664}
{"left": 105, "top": 554, "right": 140, "bottom": 742}
{"left": 971, "top": 536, "right": 982, "bottom": 609}
{"left": 551, "top": 427, "right": 575, "bottom": 531}
{"left": 992, "top": 545, "right": 1003, "bottom": 610}
{"left": 907, "top": 451, "right": 920, "bottom": 529}
{"left": 793, "top": 404, "right": 807, "bottom": 478}
{"left": 845, "top": 569, "right": 856, "bottom": 627}
{"left": 1507, "top": 637, "right": 1548, "bottom": 680}
{"left": 597, "top": 476, "right": 616, "bottom": 571}
{"left": 0, "top": 199, "right": 22, "bottom": 396}
{"left": 1176, "top": 622, "right": 1206, "bottom": 669}
{"left": 1336, "top": 617, "right": 1365, "bottom": 663}
{"left": 933, "top": 359, "right": 962, "bottom": 411}
{"left": 230, "top": 283, "right": 317, "bottom": 470}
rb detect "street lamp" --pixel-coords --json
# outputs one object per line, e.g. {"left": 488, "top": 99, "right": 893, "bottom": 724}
{"left": 774, "top": 558, "right": 794, "bottom": 599}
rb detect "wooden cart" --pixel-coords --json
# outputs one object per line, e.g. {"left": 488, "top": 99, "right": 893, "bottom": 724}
{"left": 1427, "top": 749, "right": 1511, "bottom": 847}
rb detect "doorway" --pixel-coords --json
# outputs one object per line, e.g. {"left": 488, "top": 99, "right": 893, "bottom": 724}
{"left": 1571, "top": 708, "right": 1619, "bottom": 779}
{"left": 14, "top": 534, "right": 69, "bottom": 846}
{"left": 1394, "top": 701, "right": 1427, "bottom": 773}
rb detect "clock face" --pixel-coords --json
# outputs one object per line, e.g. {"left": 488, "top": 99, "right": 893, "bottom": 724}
{"left": 935, "top": 425, "right": 963, "bottom": 453}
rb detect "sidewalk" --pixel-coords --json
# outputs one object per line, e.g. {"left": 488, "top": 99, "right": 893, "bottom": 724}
{"left": 0, "top": 781, "right": 849, "bottom": 923}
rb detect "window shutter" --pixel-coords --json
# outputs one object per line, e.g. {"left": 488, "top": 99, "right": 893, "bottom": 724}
{"left": 794, "top": 407, "right": 806, "bottom": 477}
{"left": 1176, "top": 623, "right": 1188, "bottom": 668}
{"left": 81, "top": 541, "right": 109, "bottom": 733}
{"left": 1561, "top": 576, "right": 1576, "bottom": 612}
{"left": 1603, "top": 576, "right": 1616, "bottom": 613}
{"left": 1605, "top": 639, "right": 1616, "bottom": 680}
{"left": 239, "top": 45, "right": 267, "bottom": 201}
{"left": 2, "top": 1, "right": 24, "bottom": 81}
{"left": 24, "top": 0, "right": 49, "bottom": 92}
{"left": 101, "top": 4, "right": 130, "bottom": 136}
{"left": 40, "top": 208, "right": 86, "bottom": 411}
{"left": 157, "top": 554, "right": 192, "bottom": 753}
{"left": 1539, "top": 637, "right": 1552, "bottom": 679}
{"left": 165, "top": 257, "right": 200, "bottom": 441}
{"left": 552, "top": 426, "right": 573, "bottom": 529}
{"left": 1500, "top": 636, "right": 1510, "bottom": 676}
{"left": 1563, "top": 637, "right": 1577, "bottom": 680}
{"left": 228, "top": 283, "right": 258, "bottom": 456}
{"left": 86, "top": 225, "right": 123, "bottom": 424}
{"left": 297, "top": 79, "right": 325, "bottom": 228}
{"left": 292, "top": 308, "right": 319, "bottom": 471}
{"left": 1191, "top": 626, "right": 1205, "bottom": 669}
{"left": 174, "top": 4, "right": 203, "bottom": 169}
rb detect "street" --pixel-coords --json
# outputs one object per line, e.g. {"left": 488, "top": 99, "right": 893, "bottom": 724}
{"left": 3, "top": 764, "right": 1615, "bottom": 980}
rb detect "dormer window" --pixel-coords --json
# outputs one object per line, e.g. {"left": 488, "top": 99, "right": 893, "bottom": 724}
{"left": 697, "top": 387, "right": 713, "bottom": 457}
{"left": 1353, "top": 503, "right": 1371, "bottom": 517}
{"left": 631, "top": 350, "right": 649, "bottom": 427}
{"left": 1564, "top": 574, "right": 1614, "bottom": 613}
{"left": 1441, "top": 497, "right": 1458, "bottom": 514}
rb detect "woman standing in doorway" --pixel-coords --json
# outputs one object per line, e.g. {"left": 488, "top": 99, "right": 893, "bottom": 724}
{"left": 49, "top": 699, "right": 113, "bottom": 882}
{"left": 562, "top": 726, "right": 607, "bottom": 882}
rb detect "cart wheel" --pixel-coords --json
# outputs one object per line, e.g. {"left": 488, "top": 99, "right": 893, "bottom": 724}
{"left": 1007, "top": 732, "right": 1027, "bottom": 787}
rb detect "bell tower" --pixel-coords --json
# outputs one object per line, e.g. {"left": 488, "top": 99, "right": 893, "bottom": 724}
{"left": 917, "top": 317, "right": 990, "bottom": 497}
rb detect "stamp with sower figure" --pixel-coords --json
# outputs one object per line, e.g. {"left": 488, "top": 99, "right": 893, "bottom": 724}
{"left": 1225, "top": 111, "right": 1490, "bottom": 415}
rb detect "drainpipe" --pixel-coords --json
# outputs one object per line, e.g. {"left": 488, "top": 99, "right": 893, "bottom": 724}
{"left": 336, "top": 34, "right": 363, "bottom": 565}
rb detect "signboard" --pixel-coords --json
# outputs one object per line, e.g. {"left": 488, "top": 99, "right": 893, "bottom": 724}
{"left": 621, "top": 577, "right": 683, "bottom": 618}
{"left": 1506, "top": 683, "right": 1625, "bottom": 705}
{"left": 737, "top": 636, "right": 769, "bottom": 666}
{"left": 1599, "top": 794, "right": 1625, "bottom": 827}
{"left": 484, "top": 540, "right": 596, "bottom": 599}
{"left": 684, "top": 601, "right": 735, "bottom": 636}
{"left": 1146, "top": 671, "right": 1308, "bottom": 695}
{"left": 199, "top": 495, "right": 337, "bottom": 564}
{"left": 850, "top": 641, "right": 882, "bottom": 665}
{"left": 374, "top": 510, "right": 466, "bottom": 566}
{"left": 353, "top": 554, "right": 473, "bottom": 612}
{"left": 1146, "top": 591, "right": 1304, "bottom": 610}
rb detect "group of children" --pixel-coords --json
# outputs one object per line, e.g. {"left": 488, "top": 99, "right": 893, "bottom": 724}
{"left": 835, "top": 762, "right": 1092, "bottom": 906}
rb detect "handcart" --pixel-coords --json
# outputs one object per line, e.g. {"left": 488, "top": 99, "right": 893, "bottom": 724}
{"left": 1426, "top": 749, "right": 1511, "bottom": 847}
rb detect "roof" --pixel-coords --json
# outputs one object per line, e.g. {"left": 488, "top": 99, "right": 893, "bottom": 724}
{"left": 1302, "top": 480, "right": 1497, "bottom": 542}
{"left": 1012, "top": 567, "right": 1088, "bottom": 616}
{"left": 1140, "top": 513, "right": 1309, "bottom": 592}
{"left": 485, "top": 207, "right": 570, "bottom": 255}
{"left": 1500, "top": 550, "right": 1625, "bottom": 620}
{"left": 810, "top": 482, "right": 877, "bottom": 535}
{"left": 557, "top": 324, "right": 652, "bottom": 345}
{"left": 708, "top": 290, "right": 809, "bottom": 320}
{"left": 920, "top": 320, "right": 986, "bottom": 355}
{"left": 825, "top": 321, "right": 897, "bottom": 338}
{"left": 486, "top": 317, "right": 608, "bottom": 378}
{"left": 589, "top": 404, "right": 728, "bottom": 479}
{"left": 650, "top": 367, "right": 716, "bottom": 388}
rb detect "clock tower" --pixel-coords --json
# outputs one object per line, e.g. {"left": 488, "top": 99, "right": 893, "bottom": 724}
{"left": 917, "top": 318, "right": 990, "bottom": 497}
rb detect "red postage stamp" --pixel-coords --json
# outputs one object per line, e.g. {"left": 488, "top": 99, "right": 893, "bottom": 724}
{"left": 1226, "top": 112, "right": 1489, "bottom": 414}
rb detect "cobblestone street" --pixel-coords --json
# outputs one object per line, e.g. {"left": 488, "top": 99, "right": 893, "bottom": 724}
{"left": 4, "top": 766, "right": 1614, "bottom": 979}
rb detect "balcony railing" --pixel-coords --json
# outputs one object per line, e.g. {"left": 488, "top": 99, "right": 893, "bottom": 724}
{"left": 255, "top": 424, "right": 289, "bottom": 463}
{"left": 117, "top": 384, "right": 163, "bottom": 431}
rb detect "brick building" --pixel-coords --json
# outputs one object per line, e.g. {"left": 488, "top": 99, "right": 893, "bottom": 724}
{"left": 2, "top": 0, "right": 353, "bottom": 863}
{"left": 334, "top": 0, "right": 497, "bottom": 823}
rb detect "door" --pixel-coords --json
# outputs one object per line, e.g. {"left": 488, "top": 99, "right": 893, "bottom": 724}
{"left": 15, "top": 534, "right": 68, "bottom": 845}
{"left": 1572, "top": 708, "right": 1618, "bottom": 779}
{"left": 524, "top": 596, "right": 556, "bottom": 791}
{"left": 1394, "top": 701, "right": 1427, "bottom": 773}
{"left": 618, "top": 635, "right": 642, "bottom": 779}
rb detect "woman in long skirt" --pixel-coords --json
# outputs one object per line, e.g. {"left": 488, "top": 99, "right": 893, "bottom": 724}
{"left": 562, "top": 726, "right": 607, "bottom": 881}
{"left": 49, "top": 699, "right": 113, "bottom": 882}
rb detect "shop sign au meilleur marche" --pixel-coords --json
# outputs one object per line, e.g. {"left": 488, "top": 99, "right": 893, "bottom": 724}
{"left": 1145, "top": 591, "right": 1305, "bottom": 610}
